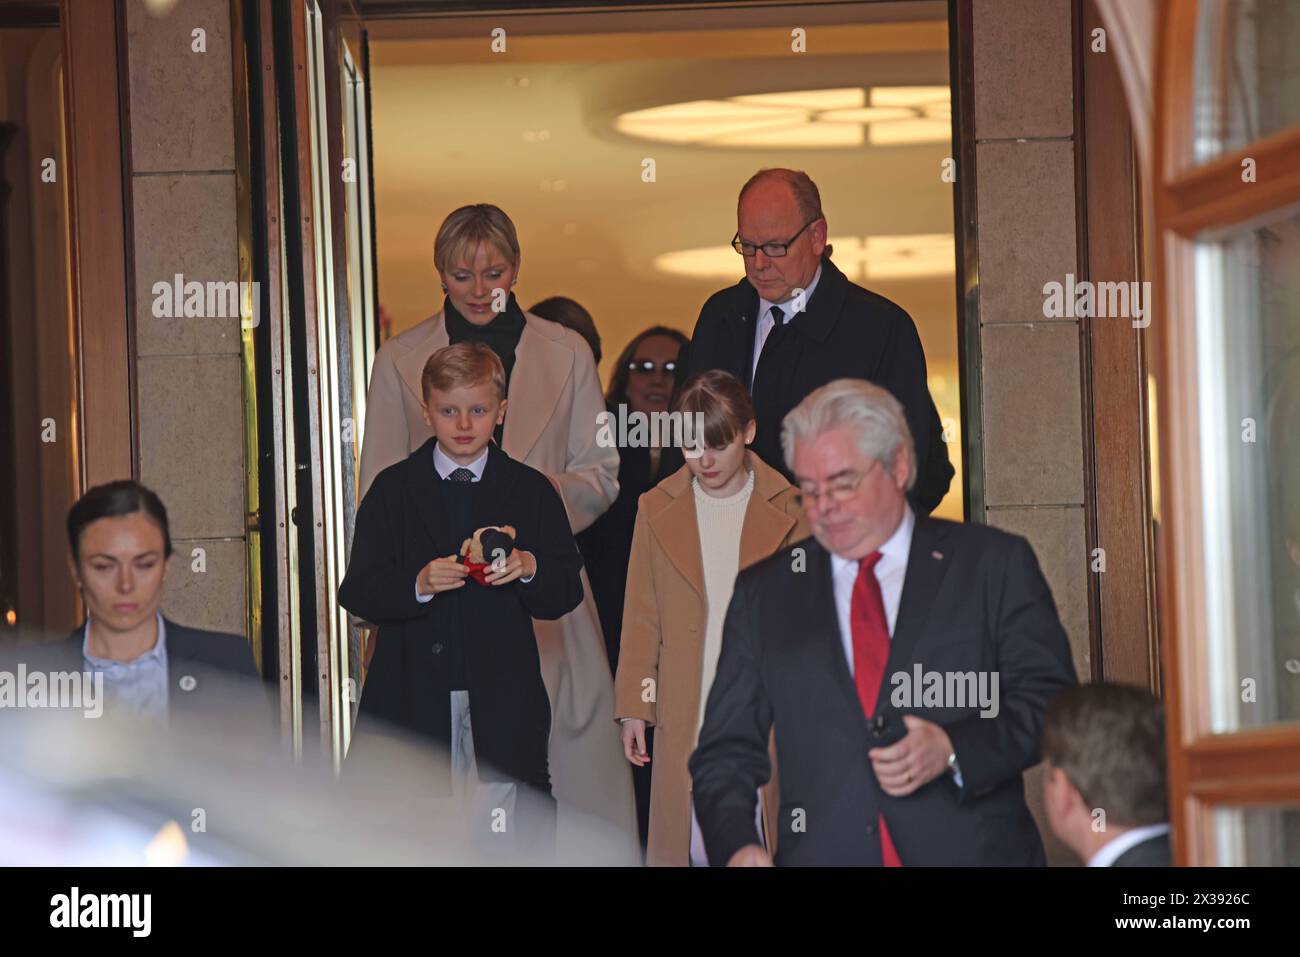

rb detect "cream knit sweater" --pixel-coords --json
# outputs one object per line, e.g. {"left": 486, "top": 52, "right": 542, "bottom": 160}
{"left": 691, "top": 469, "right": 755, "bottom": 740}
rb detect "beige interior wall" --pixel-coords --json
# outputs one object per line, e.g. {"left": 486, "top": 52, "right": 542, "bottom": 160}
{"left": 125, "top": 0, "right": 246, "bottom": 637}
{"left": 369, "top": 10, "right": 965, "bottom": 519}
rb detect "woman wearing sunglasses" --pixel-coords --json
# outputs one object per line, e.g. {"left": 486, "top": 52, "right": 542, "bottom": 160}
{"left": 576, "top": 325, "right": 687, "bottom": 850}
{"left": 580, "top": 326, "right": 689, "bottom": 673}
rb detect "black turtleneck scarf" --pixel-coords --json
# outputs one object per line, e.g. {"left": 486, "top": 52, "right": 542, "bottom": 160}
{"left": 444, "top": 292, "right": 526, "bottom": 389}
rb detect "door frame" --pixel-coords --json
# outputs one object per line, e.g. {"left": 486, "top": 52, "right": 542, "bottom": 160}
{"left": 1153, "top": 0, "right": 1300, "bottom": 865}
{"left": 61, "top": 0, "right": 134, "bottom": 488}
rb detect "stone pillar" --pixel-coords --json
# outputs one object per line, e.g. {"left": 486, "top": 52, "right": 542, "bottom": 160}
{"left": 126, "top": 0, "right": 247, "bottom": 636}
{"left": 971, "top": 0, "right": 1090, "bottom": 864}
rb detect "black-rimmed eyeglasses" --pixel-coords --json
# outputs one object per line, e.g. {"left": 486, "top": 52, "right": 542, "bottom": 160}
{"left": 731, "top": 218, "right": 820, "bottom": 258}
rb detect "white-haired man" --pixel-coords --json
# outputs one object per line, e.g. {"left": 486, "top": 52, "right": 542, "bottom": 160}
{"left": 689, "top": 379, "right": 1077, "bottom": 866}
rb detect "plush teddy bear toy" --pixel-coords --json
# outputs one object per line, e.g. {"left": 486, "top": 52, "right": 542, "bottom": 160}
{"left": 458, "top": 525, "right": 517, "bottom": 584}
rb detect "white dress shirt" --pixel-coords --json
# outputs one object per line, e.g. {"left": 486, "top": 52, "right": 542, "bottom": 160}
{"left": 433, "top": 442, "right": 488, "bottom": 481}
{"left": 1087, "top": 823, "right": 1170, "bottom": 867}
{"left": 417, "top": 442, "right": 530, "bottom": 603}
{"left": 750, "top": 264, "right": 823, "bottom": 384}
{"left": 829, "top": 506, "right": 915, "bottom": 664}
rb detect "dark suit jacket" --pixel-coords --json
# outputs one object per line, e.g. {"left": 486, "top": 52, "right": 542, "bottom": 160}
{"left": 1111, "top": 831, "right": 1172, "bottom": 867}
{"left": 338, "top": 439, "right": 583, "bottom": 792}
{"left": 688, "top": 517, "right": 1078, "bottom": 866}
{"left": 0, "top": 618, "right": 264, "bottom": 729}
{"left": 675, "top": 254, "right": 954, "bottom": 513}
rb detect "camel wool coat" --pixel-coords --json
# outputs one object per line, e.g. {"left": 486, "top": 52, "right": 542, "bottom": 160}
{"left": 358, "top": 308, "right": 637, "bottom": 852}
{"left": 613, "top": 452, "right": 808, "bottom": 866}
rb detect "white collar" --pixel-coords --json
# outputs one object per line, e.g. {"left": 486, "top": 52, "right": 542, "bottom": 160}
{"left": 433, "top": 442, "right": 489, "bottom": 480}
{"left": 829, "top": 506, "right": 915, "bottom": 574}
{"left": 758, "top": 263, "right": 823, "bottom": 324}
{"left": 1087, "top": 823, "right": 1170, "bottom": 867}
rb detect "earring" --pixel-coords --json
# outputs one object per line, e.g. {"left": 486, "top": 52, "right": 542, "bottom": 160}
{"left": 440, "top": 283, "right": 448, "bottom": 292}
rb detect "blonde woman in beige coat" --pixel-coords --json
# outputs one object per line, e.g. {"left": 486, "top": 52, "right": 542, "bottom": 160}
{"left": 614, "top": 371, "right": 808, "bottom": 866}
{"left": 357, "top": 204, "right": 637, "bottom": 856}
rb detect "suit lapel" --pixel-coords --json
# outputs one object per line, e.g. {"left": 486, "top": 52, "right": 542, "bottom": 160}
{"left": 647, "top": 471, "right": 706, "bottom": 601}
{"left": 791, "top": 254, "right": 848, "bottom": 344}
{"left": 737, "top": 454, "right": 796, "bottom": 569}
{"left": 393, "top": 313, "right": 450, "bottom": 414}
{"left": 721, "top": 278, "right": 759, "bottom": 387}
{"left": 502, "top": 316, "right": 569, "bottom": 464}
{"left": 885, "top": 517, "right": 954, "bottom": 679}
{"left": 804, "top": 540, "right": 870, "bottom": 732}
{"left": 468, "top": 444, "right": 519, "bottom": 543}
{"left": 403, "top": 438, "right": 457, "bottom": 558}
{"left": 164, "top": 620, "right": 199, "bottom": 714}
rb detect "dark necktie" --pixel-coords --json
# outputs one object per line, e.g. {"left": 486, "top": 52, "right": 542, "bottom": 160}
{"left": 850, "top": 551, "right": 903, "bottom": 867}
{"left": 447, "top": 467, "right": 475, "bottom": 482}
{"left": 752, "top": 305, "right": 787, "bottom": 390}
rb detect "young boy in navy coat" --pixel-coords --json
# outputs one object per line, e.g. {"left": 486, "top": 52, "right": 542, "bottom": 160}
{"left": 339, "top": 342, "right": 583, "bottom": 855}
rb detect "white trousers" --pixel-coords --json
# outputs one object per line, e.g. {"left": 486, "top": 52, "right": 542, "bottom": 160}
{"left": 449, "top": 690, "right": 519, "bottom": 849}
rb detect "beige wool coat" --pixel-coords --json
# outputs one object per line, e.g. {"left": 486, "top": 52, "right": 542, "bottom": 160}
{"left": 613, "top": 452, "right": 808, "bottom": 866}
{"left": 357, "top": 308, "right": 638, "bottom": 852}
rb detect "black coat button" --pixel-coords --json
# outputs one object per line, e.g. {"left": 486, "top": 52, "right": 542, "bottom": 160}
{"left": 865, "top": 822, "right": 877, "bottom": 836}
{"left": 431, "top": 642, "right": 443, "bottom": 655}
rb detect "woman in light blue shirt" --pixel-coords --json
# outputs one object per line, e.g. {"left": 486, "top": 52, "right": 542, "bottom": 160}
{"left": 64, "top": 481, "right": 258, "bottom": 719}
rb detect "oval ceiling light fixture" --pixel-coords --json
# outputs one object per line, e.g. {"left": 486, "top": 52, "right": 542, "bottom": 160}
{"left": 653, "top": 234, "right": 955, "bottom": 281}
{"left": 614, "top": 86, "right": 951, "bottom": 148}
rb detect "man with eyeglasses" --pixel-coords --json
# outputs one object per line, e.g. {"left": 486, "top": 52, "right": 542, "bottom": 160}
{"left": 688, "top": 379, "right": 1076, "bottom": 866}
{"left": 674, "top": 168, "right": 954, "bottom": 515}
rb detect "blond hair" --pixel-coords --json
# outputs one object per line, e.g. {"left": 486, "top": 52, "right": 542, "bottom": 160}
{"left": 434, "top": 204, "right": 521, "bottom": 275}
{"left": 421, "top": 342, "right": 506, "bottom": 402}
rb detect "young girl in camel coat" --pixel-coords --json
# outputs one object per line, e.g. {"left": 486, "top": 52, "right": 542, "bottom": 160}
{"left": 614, "top": 370, "right": 808, "bottom": 866}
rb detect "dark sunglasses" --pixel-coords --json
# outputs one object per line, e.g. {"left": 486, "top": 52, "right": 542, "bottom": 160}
{"left": 627, "top": 359, "right": 677, "bottom": 375}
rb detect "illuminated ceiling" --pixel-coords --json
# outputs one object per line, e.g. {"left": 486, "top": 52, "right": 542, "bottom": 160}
{"left": 615, "top": 86, "right": 951, "bottom": 148}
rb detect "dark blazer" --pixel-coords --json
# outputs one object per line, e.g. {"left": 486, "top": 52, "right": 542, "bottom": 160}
{"left": 338, "top": 439, "right": 583, "bottom": 792}
{"left": 676, "top": 254, "right": 954, "bottom": 513}
{"left": 1, "top": 618, "right": 260, "bottom": 719}
{"left": 688, "top": 517, "right": 1078, "bottom": 866}
{"left": 1111, "top": 831, "right": 1172, "bottom": 867}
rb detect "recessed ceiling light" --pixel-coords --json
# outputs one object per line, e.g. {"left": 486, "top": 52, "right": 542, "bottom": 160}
{"left": 614, "top": 87, "right": 951, "bottom": 148}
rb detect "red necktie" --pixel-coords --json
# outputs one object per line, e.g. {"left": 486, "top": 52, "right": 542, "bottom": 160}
{"left": 850, "top": 552, "right": 902, "bottom": 867}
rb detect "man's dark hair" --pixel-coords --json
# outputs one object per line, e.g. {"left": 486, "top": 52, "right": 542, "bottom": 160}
{"left": 529, "top": 296, "right": 601, "bottom": 365}
{"left": 1041, "top": 683, "right": 1167, "bottom": 827}
{"left": 66, "top": 480, "right": 173, "bottom": 563}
